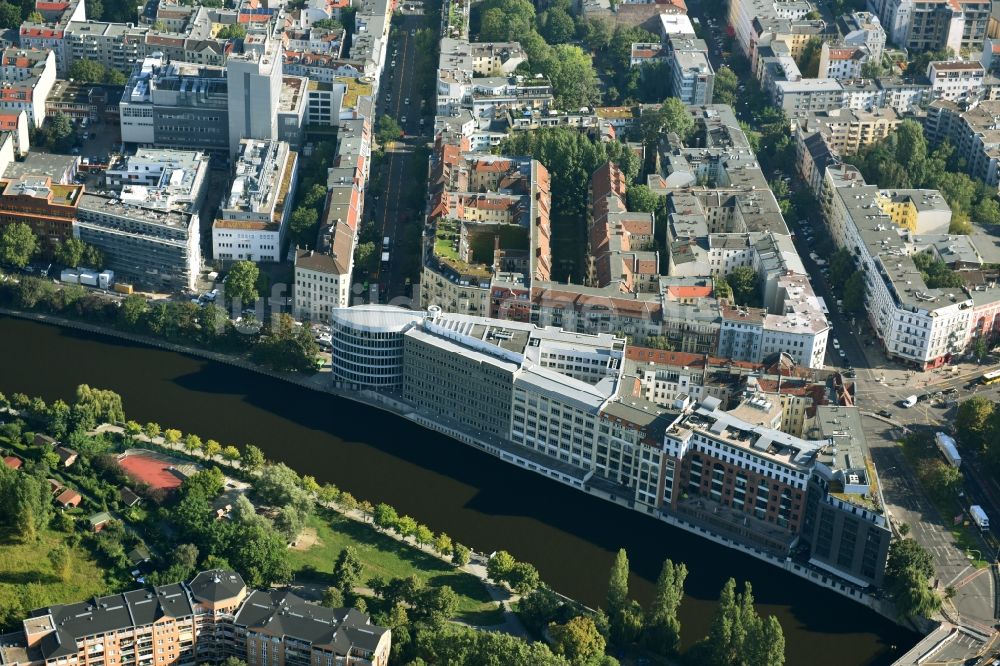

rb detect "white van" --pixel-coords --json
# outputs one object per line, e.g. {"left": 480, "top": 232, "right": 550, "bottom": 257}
{"left": 901, "top": 395, "right": 918, "bottom": 408}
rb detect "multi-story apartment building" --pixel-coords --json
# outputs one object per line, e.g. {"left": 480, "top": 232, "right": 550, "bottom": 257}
{"left": 665, "top": 34, "right": 715, "bottom": 104}
{"left": 470, "top": 41, "right": 526, "bottom": 75}
{"left": 772, "top": 78, "right": 846, "bottom": 114}
{"left": 0, "top": 47, "right": 56, "bottom": 126}
{"left": 923, "top": 99, "right": 1000, "bottom": 189}
{"left": 18, "top": 0, "right": 87, "bottom": 72}
{"left": 420, "top": 148, "right": 551, "bottom": 317}
{"left": 63, "top": 21, "right": 150, "bottom": 76}
{"left": 2, "top": 570, "right": 390, "bottom": 666}
{"left": 874, "top": 188, "right": 952, "bottom": 233}
{"left": 104, "top": 148, "right": 210, "bottom": 210}
{"left": 871, "top": 0, "right": 988, "bottom": 52}
{"left": 0, "top": 175, "right": 81, "bottom": 249}
{"left": 821, "top": 164, "right": 972, "bottom": 368}
{"left": 76, "top": 192, "right": 202, "bottom": 291}
{"left": 838, "top": 11, "right": 886, "bottom": 63}
{"left": 213, "top": 139, "right": 298, "bottom": 263}
{"left": 927, "top": 60, "right": 986, "bottom": 102}
{"left": 818, "top": 44, "right": 867, "bottom": 80}
{"left": 793, "top": 107, "right": 900, "bottom": 171}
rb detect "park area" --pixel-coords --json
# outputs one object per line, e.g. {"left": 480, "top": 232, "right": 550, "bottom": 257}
{"left": 117, "top": 449, "right": 199, "bottom": 491}
{"left": 288, "top": 509, "right": 504, "bottom": 626}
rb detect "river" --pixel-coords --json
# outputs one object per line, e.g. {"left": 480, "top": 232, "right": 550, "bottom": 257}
{"left": 0, "top": 315, "right": 918, "bottom": 663}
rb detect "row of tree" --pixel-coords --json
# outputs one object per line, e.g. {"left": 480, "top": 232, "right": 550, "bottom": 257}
{"left": 0, "top": 260, "right": 320, "bottom": 373}
{"left": 604, "top": 548, "right": 785, "bottom": 664}
{"left": 68, "top": 59, "right": 128, "bottom": 85}
{"left": 287, "top": 140, "right": 337, "bottom": 249}
{"left": 0, "top": 223, "right": 104, "bottom": 270}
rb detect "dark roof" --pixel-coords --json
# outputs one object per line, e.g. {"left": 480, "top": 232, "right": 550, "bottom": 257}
{"left": 127, "top": 546, "right": 150, "bottom": 565}
{"left": 31, "top": 581, "right": 196, "bottom": 659}
{"left": 25, "top": 571, "right": 385, "bottom": 660}
{"left": 234, "top": 589, "right": 386, "bottom": 653}
{"left": 188, "top": 569, "right": 246, "bottom": 603}
{"left": 119, "top": 487, "right": 142, "bottom": 506}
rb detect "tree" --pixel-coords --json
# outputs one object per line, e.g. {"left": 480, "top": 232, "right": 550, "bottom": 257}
{"left": 256, "top": 462, "right": 306, "bottom": 507}
{"left": 220, "top": 659, "right": 246, "bottom": 666}
{"left": 917, "top": 459, "right": 963, "bottom": 505}
{"left": 69, "top": 59, "right": 107, "bottom": 83}
{"left": 714, "top": 66, "right": 738, "bottom": 106}
{"left": 175, "top": 543, "right": 199, "bottom": 572}
{"left": 433, "top": 532, "right": 453, "bottom": 556}
{"left": 955, "top": 394, "right": 994, "bottom": 452}
{"left": 396, "top": 514, "right": 418, "bottom": 538}
{"left": 842, "top": 272, "right": 865, "bottom": 314}
{"left": 606, "top": 548, "right": 629, "bottom": 619}
{"left": 626, "top": 185, "right": 659, "bottom": 213}
{"left": 332, "top": 546, "right": 364, "bottom": 594}
{"left": 375, "top": 114, "right": 403, "bottom": 144}
{"left": 164, "top": 429, "right": 182, "bottom": 445}
{"left": 508, "top": 561, "right": 540, "bottom": 594}
{"left": 413, "top": 524, "right": 433, "bottom": 546}
{"left": 46, "top": 112, "right": 75, "bottom": 153}
{"left": 539, "top": 7, "right": 575, "bottom": 44}
{"left": 452, "top": 542, "right": 471, "bottom": 566}
{"left": 640, "top": 97, "right": 694, "bottom": 144}
{"left": 204, "top": 439, "right": 222, "bottom": 459}
{"left": 0, "top": 222, "right": 38, "bottom": 269}
{"left": 747, "top": 615, "right": 785, "bottom": 666}
{"left": 354, "top": 241, "right": 378, "bottom": 275}
{"left": 644, "top": 559, "right": 687, "bottom": 656}
{"left": 104, "top": 68, "right": 127, "bottom": 85}
{"left": 550, "top": 615, "right": 606, "bottom": 663}
{"left": 222, "top": 445, "right": 242, "bottom": 461}
{"left": 312, "top": 17, "right": 343, "bottom": 30}
{"left": 289, "top": 206, "right": 318, "bottom": 244}
{"left": 885, "top": 539, "right": 939, "bottom": 619}
{"left": 275, "top": 504, "right": 305, "bottom": 541}
{"left": 549, "top": 44, "right": 600, "bottom": 109}
{"left": 48, "top": 544, "right": 72, "bottom": 581}
{"left": 321, "top": 585, "right": 344, "bottom": 608}
{"left": 418, "top": 585, "right": 460, "bottom": 627}
{"left": 487, "top": 550, "right": 516, "bottom": 583}
{"left": 227, "top": 520, "right": 291, "bottom": 588}
{"left": 183, "top": 433, "right": 202, "bottom": 452}
{"left": 796, "top": 37, "right": 822, "bottom": 77}
{"left": 242, "top": 444, "right": 265, "bottom": 472}
{"left": 949, "top": 213, "right": 973, "bottom": 235}
{"left": 373, "top": 503, "right": 399, "bottom": 531}
{"left": 0, "top": 2, "right": 21, "bottom": 28}
{"left": 225, "top": 261, "right": 259, "bottom": 307}
{"left": 728, "top": 267, "right": 759, "bottom": 306}
{"left": 217, "top": 23, "right": 247, "bottom": 39}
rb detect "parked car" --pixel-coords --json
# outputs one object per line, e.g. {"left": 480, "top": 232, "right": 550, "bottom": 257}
{"left": 877, "top": 409, "right": 892, "bottom": 418}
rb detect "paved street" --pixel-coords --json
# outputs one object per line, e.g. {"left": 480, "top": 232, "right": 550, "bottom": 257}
{"left": 863, "top": 415, "right": 997, "bottom": 629}
{"left": 369, "top": 14, "right": 431, "bottom": 303}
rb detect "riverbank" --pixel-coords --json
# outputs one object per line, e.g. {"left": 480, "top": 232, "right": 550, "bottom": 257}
{"left": 0, "top": 305, "right": 909, "bottom": 625}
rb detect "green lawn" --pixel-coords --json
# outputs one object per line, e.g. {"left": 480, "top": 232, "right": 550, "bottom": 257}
{"left": 0, "top": 527, "right": 110, "bottom": 620}
{"left": 289, "top": 511, "right": 504, "bottom": 626}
